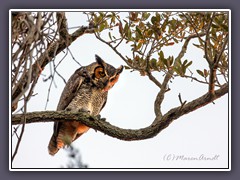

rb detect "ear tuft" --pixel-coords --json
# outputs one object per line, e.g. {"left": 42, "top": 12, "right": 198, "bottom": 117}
{"left": 95, "top": 54, "right": 105, "bottom": 66}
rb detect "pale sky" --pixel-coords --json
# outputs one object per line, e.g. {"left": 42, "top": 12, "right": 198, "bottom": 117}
{"left": 11, "top": 11, "right": 229, "bottom": 170}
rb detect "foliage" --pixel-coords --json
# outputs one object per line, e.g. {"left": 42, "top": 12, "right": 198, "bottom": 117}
{"left": 61, "top": 145, "right": 88, "bottom": 168}
{"left": 86, "top": 11, "right": 228, "bottom": 85}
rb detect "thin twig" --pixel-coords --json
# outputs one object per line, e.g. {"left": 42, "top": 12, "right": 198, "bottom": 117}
{"left": 178, "top": 93, "right": 187, "bottom": 111}
{"left": 12, "top": 95, "right": 27, "bottom": 162}
{"left": 94, "top": 32, "right": 142, "bottom": 71}
{"left": 67, "top": 47, "right": 82, "bottom": 67}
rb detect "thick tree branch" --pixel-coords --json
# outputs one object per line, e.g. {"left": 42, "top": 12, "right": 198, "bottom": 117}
{"left": 56, "top": 12, "right": 70, "bottom": 43}
{"left": 12, "top": 84, "right": 228, "bottom": 141}
{"left": 208, "top": 56, "right": 218, "bottom": 95}
{"left": 204, "top": 12, "right": 215, "bottom": 64}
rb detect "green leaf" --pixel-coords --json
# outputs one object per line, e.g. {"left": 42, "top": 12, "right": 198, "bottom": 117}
{"left": 99, "top": 23, "right": 105, "bottom": 32}
{"left": 106, "top": 14, "right": 112, "bottom": 18}
{"left": 111, "top": 15, "right": 116, "bottom": 24}
{"left": 139, "top": 21, "right": 145, "bottom": 28}
{"left": 150, "top": 58, "right": 157, "bottom": 69}
{"left": 183, "top": 60, "right": 188, "bottom": 66}
{"left": 123, "top": 23, "right": 129, "bottom": 35}
{"left": 170, "top": 19, "right": 177, "bottom": 29}
{"left": 173, "top": 66, "right": 183, "bottom": 76}
{"left": 118, "top": 21, "right": 123, "bottom": 36}
{"left": 151, "top": 16, "right": 157, "bottom": 25}
{"left": 108, "top": 32, "right": 112, "bottom": 41}
{"left": 147, "top": 29, "right": 153, "bottom": 37}
{"left": 127, "top": 28, "right": 132, "bottom": 39}
{"left": 185, "top": 61, "right": 192, "bottom": 68}
{"left": 193, "top": 43, "right": 202, "bottom": 49}
{"left": 203, "top": 69, "right": 209, "bottom": 77}
{"left": 136, "top": 42, "right": 143, "bottom": 50}
{"left": 197, "top": 70, "right": 204, "bottom": 77}
{"left": 142, "top": 12, "right": 151, "bottom": 21}
{"left": 173, "top": 38, "right": 179, "bottom": 43}
{"left": 212, "top": 23, "right": 219, "bottom": 29}
{"left": 169, "top": 56, "right": 174, "bottom": 66}
{"left": 155, "top": 12, "right": 161, "bottom": 22}
{"left": 99, "top": 12, "right": 104, "bottom": 18}
{"left": 220, "top": 24, "right": 228, "bottom": 32}
{"left": 159, "top": 50, "right": 164, "bottom": 61}
{"left": 162, "top": 58, "right": 168, "bottom": 67}
{"left": 136, "top": 26, "right": 143, "bottom": 38}
{"left": 124, "top": 65, "right": 131, "bottom": 70}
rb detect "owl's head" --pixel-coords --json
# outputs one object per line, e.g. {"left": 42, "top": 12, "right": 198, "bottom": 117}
{"left": 88, "top": 55, "right": 123, "bottom": 91}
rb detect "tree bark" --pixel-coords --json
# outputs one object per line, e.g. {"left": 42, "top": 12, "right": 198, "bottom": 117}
{"left": 12, "top": 84, "right": 228, "bottom": 141}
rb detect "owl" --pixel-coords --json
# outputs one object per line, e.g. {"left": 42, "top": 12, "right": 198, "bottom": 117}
{"left": 48, "top": 55, "right": 123, "bottom": 155}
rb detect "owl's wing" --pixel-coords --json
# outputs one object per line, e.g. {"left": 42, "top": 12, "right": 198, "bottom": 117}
{"left": 57, "top": 67, "right": 87, "bottom": 111}
{"left": 100, "top": 95, "right": 107, "bottom": 112}
{"left": 51, "top": 67, "right": 87, "bottom": 142}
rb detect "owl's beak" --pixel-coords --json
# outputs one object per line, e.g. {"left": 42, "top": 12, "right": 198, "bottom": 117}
{"left": 117, "top": 65, "right": 124, "bottom": 74}
{"left": 103, "top": 72, "right": 121, "bottom": 92}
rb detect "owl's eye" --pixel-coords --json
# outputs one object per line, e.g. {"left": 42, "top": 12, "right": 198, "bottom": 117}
{"left": 94, "top": 67, "right": 105, "bottom": 79}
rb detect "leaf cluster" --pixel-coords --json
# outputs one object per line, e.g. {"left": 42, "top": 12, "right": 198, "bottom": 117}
{"left": 87, "top": 11, "right": 228, "bottom": 84}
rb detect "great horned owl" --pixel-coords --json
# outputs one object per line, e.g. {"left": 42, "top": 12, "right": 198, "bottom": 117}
{"left": 48, "top": 55, "right": 123, "bottom": 155}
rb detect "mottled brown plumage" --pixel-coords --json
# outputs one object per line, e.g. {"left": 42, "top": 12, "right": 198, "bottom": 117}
{"left": 48, "top": 55, "right": 123, "bottom": 155}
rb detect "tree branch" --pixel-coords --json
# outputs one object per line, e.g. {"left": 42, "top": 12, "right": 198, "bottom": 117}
{"left": 12, "top": 83, "right": 228, "bottom": 141}
{"left": 153, "top": 32, "right": 206, "bottom": 120}
{"left": 12, "top": 17, "right": 96, "bottom": 111}
{"left": 56, "top": 12, "right": 70, "bottom": 43}
{"left": 204, "top": 12, "right": 215, "bottom": 64}
{"left": 208, "top": 30, "right": 228, "bottom": 95}
{"left": 147, "top": 72, "right": 162, "bottom": 88}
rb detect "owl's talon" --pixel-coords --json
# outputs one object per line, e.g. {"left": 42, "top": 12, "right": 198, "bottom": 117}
{"left": 66, "top": 107, "right": 72, "bottom": 111}
{"left": 100, "top": 118, "right": 106, "bottom": 121}
{"left": 95, "top": 114, "right": 101, "bottom": 119}
{"left": 78, "top": 108, "right": 90, "bottom": 114}
{"left": 89, "top": 117, "right": 95, "bottom": 121}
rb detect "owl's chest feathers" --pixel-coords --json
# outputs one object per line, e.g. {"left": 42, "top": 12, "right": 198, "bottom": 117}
{"left": 67, "top": 83, "right": 108, "bottom": 116}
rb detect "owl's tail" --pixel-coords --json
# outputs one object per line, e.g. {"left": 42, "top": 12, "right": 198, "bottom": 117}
{"left": 48, "top": 122, "right": 90, "bottom": 155}
{"left": 48, "top": 135, "right": 59, "bottom": 156}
